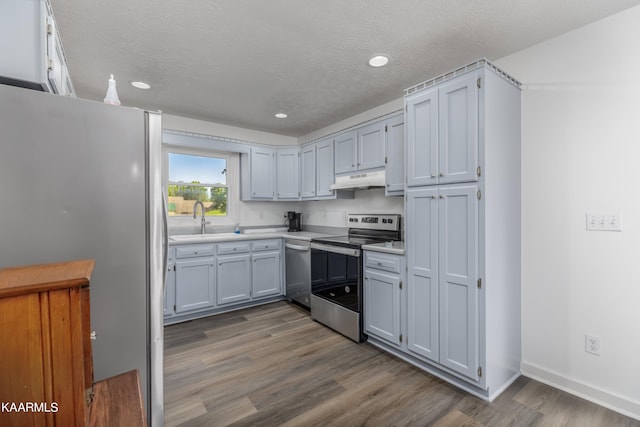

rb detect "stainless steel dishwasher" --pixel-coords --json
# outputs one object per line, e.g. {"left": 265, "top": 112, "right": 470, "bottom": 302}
{"left": 285, "top": 239, "right": 311, "bottom": 308}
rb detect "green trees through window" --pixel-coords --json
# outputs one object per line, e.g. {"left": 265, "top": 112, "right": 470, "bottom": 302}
{"left": 167, "top": 153, "right": 229, "bottom": 217}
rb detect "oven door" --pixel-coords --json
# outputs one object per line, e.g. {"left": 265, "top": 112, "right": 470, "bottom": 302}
{"left": 310, "top": 242, "right": 361, "bottom": 312}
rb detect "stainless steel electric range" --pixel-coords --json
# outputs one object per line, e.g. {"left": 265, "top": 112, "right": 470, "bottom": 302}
{"left": 310, "top": 214, "right": 401, "bottom": 342}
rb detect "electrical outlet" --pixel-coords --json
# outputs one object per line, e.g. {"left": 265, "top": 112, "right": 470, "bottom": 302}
{"left": 585, "top": 334, "right": 601, "bottom": 355}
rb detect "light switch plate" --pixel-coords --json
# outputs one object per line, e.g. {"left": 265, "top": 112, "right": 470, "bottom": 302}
{"left": 586, "top": 212, "right": 622, "bottom": 231}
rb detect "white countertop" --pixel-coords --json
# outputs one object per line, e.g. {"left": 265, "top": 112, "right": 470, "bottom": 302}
{"left": 362, "top": 241, "right": 405, "bottom": 255}
{"left": 168, "top": 230, "right": 341, "bottom": 244}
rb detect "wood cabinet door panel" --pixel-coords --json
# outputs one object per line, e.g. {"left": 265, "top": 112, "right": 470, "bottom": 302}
{"left": 406, "top": 188, "right": 439, "bottom": 361}
{"left": 316, "top": 139, "right": 335, "bottom": 197}
{"left": 357, "top": 121, "right": 385, "bottom": 170}
{"left": 438, "top": 74, "right": 478, "bottom": 185}
{"left": 364, "top": 269, "right": 401, "bottom": 346}
{"left": 175, "top": 259, "right": 216, "bottom": 312}
{"left": 334, "top": 132, "right": 356, "bottom": 174}
{"left": 217, "top": 254, "right": 251, "bottom": 305}
{"left": 438, "top": 185, "right": 479, "bottom": 380}
{"left": 406, "top": 88, "right": 438, "bottom": 186}
{"left": 252, "top": 252, "right": 281, "bottom": 298}
{"left": 300, "top": 145, "right": 316, "bottom": 198}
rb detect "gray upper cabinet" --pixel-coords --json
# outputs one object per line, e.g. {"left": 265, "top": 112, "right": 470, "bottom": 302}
{"left": 315, "top": 138, "right": 335, "bottom": 198}
{"left": 300, "top": 144, "right": 317, "bottom": 199}
{"left": 385, "top": 115, "right": 405, "bottom": 195}
{"left": 334, "top": 131, "right": 357, "bottom": 174}
{"left": 357, "top": 121, "right": 386, "bottom": 171}
{"left": 406, "top": 73, "right": 478, "bottom": 187}
{"left": 0, "top": 0, "right": 74, "bottom": 96}
{"left": 276, "top": 148, "right": 300, "bottom": 199}
{"left": 242, "top": 146, "right": 304, "bottom": 201}
{"left": 248, "top": 147, "right": 275, "bottom": 199}
{"left": 334, "top": 123, "right": 386, "bottom": 175}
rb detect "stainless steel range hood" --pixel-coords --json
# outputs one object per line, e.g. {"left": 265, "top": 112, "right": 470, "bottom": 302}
{"left": 329, "top": 170, "right": 385, "bottom": 190}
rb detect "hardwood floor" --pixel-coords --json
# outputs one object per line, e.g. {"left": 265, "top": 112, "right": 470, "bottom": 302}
{"left": 164, "top": 302, "right": 639, "bottom": 427}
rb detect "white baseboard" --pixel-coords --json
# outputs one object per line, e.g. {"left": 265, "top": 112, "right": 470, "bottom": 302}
{"left": 521, "top": 361, "right": 640, "bottom": 421}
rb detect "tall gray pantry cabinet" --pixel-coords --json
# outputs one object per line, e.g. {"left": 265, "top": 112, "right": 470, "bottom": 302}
{"left": 382, "top": 60, "right": 520, "bottom": 401}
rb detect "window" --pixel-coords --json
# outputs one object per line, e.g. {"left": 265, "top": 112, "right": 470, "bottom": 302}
{"left": 165, "top": 149, "right": 236, "bottom": 222}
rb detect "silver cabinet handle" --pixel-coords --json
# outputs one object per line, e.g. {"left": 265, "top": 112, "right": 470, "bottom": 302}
{"left": 439, "top": 172, "right": 445, "bottom": 177}
{"left": 430, "top": 174, "right": 436, "bottom": 178}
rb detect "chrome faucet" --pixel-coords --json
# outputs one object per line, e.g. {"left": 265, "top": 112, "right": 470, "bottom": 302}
{"left": 193, "top": 201, "right": 207, "bottom": 234}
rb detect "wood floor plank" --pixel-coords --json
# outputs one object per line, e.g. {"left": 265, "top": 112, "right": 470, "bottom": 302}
{"left": 164, "top": 302, "right": 640, "bottom": 427}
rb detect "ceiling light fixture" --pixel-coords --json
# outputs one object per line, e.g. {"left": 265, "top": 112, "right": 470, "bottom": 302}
{"left": 275, "top": 113, "right": 288, "bottom": 119}
{"left": 368, "top": 55, "right": 389, "bottom": 68}
{"left": 131, "top": 81, "right": 151, "bottom": 90}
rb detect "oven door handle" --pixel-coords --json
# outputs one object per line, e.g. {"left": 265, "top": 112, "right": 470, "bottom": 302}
{"left": 311, "top": 242, "right": 360, "bottom": 257}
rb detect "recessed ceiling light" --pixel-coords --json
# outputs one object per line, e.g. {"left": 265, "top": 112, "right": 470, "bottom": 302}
{"left": 275, "top": 113, "right": 288, "bottom": 119}
{"left": 368, "top": 55, "right": 389, "bottom": 68}
{"left": 131, "top": 81, "right": 151, "bottom": 90}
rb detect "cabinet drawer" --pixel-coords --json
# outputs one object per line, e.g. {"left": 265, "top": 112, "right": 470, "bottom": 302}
{"left": 175, "top": 244, "right": 215, "bottom": 259}
{"left": 365, "top": 252, "right": 401, "bottom": 274}
{"left": 251, "top": 239, "right": 281, "bottom": 252}
{"left": 217, "top": 241, "right": 251, "bottom": 255}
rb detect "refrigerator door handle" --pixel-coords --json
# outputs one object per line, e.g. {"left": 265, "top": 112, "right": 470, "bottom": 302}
{"left": 161, "top": 186, "right": 169, "bottom": 293}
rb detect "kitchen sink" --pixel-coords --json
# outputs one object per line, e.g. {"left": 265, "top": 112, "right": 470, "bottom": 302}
{"left": 169, "top": 233, "right": 241, "bottom": 241}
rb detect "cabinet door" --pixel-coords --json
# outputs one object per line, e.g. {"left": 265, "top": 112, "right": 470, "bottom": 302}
{"left": 276, "top": 148, "right": 300, "bottom": 199}
{"left": 364, "top": 269, "right": 401, "bottom": 346}
{"left": 175, "top": 258, "right": 215, "bottom": 313}
{"left": 334, "top": 131, "right": 356, "bottom": 174}
{"left": 316, "top": 139, "right": 335, "bottom": 197}
{"left": 250, "top": 147, "right": 275, "bottom": 199}
{"left": 357, "top": 121, "right": 385, "bottom": 171}
{"left": 438, "top": 185, "right": 479, "bottom": 380}
{"left": 300, "top": 144, "right": 317, "bottom": 198}
{"left": 252, "top": 251, "right": 282, "bottom": 298}
{"left": 406, "top": 188, "right": 439, "bottom": 362}
{"left": 406, "top": 87, "right": 439, "bottom": 187}
{"left": 164, "top": 262, "right": 175, "bottom": 317}
{"left": 385, "top": 115, "right": 405, "bottom": 195}
{"left": 438, "top": 74, "right": 479, "bottom": 185}
{"left": 217, "top": 254, "right": 251, "bottom": 305}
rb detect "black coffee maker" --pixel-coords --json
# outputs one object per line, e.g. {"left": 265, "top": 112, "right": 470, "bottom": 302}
{"left": 287, "top": 211, "right": 302, "bottom": 232}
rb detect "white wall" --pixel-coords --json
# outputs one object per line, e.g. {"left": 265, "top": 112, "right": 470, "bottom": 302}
{"left": 163, "top": 114, "right": 298, "bottom": 146}
{"left": 301, "top": 188, "right": 403, "bottom": 229}
{"left": 497, "top": 6, "right": 640, "bottom": 419}
{"left": 298, "top": 98, "right": 403, "bottom": 144}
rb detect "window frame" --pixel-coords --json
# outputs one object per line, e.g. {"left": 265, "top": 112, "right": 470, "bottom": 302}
{"left": 163, "top": 146, "right": 239, "bottom": 227}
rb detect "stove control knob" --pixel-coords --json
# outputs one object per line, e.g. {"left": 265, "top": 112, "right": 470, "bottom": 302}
{"left": 382, "top": 219, "right": 388, "bottom": 223}
{"left": 388, "top": 219, "right": 393, "bottom": 224}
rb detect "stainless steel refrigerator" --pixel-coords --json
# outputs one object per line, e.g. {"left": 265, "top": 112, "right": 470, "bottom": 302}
{"left": 0, "top": 83, "right": 165, "bottom": 425}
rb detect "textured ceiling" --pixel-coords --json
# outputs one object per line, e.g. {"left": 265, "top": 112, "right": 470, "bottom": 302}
{"left": 50, "top": 0, "right": 640, "bottom": 137}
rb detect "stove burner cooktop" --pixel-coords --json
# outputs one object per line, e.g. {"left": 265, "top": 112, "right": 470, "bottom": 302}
{"left": 312, "top": 235, "right": 386, "bottom": 249}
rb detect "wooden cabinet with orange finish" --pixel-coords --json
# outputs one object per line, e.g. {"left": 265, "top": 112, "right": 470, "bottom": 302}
{"left": 0, "top": 259, "right": 95, "bottom": 427}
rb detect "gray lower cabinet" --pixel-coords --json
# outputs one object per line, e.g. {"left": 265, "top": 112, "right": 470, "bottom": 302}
{"left": 166, "top": 238, "right": 284, "bottom": 323}
{"left": 164, "top": 248, "right": 175, "bottom": 318}
{"left": 364, "top": 251, "right": 405, "bottom": 347}
{"left": 175, "top": 257, "right": 216, "bottom": 313}
{"left": 252, "top": 251, "right": 281, "bottom": 298}
{"left": 217, "top": 253, "right": 252, "bottom": 305}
